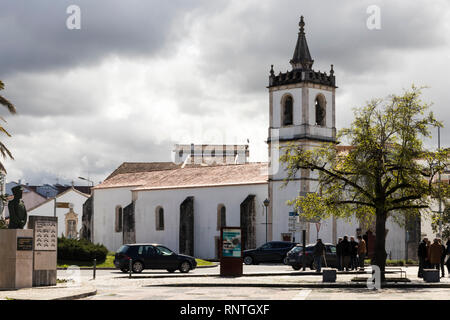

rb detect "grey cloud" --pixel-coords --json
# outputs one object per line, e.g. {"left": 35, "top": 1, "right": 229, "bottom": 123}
{"left": 0, "top": 0, "right": 203, "bottom": 75}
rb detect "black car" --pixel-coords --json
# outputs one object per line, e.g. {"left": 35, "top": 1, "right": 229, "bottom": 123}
{"left": 243, "top": 241, "right": 297, "bottom": 265}
{"left": 286, "top": 243, "right": 337, "bottom": 270}
{"left": 114, "top": 243, "right": 197, "bottom": 273}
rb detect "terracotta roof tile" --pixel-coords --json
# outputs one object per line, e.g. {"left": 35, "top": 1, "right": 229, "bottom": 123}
{"left": 95, "top": 163, "right": 268, "bottom": 191}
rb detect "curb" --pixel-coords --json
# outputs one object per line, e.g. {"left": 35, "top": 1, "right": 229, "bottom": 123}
{"left": 1, "top": 287, "right": 98, "bottom": 301}
{"left": 144, "top": 282, "right": 450, "bottom": 289}
{"left": 117, "top": 270, "right": 386, "bottom": 279}
{"left": 57, "top": 264, "right": 219, "bottom": 271}
{"left": 53, "top": 289, "right": 98, "bottom": 300}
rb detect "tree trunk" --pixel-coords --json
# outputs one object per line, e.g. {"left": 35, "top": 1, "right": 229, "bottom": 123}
{"left": 373, "top": 209, "right": 387, "bottom": 283}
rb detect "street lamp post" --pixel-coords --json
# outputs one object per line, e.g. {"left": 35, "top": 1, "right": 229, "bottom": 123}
{"left": 263, "top": 198, "right": 270, "bottom": 243}
{"left": 78, "top": 176, "right": 94, "bottom": 187}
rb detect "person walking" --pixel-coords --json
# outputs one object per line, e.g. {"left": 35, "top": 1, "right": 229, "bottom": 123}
{"left": 350, "top": 236, "right": 358, "bottom": 270}
{"left": 438, "top": 239, "right": 446, "bottom": 278}
{"left": 336, "top": 237, "right": 343, "bottom": 271}
{"left": 429, "top": 238, "right": 442, "bottom": 271}
{"left": 357, "top": 235, "right": 367, "bottom": 271}
{"left": 445, "top": 239, "right": 450, "bottom": 278}
{"left": 417, "top": 237, "right": 428, "bottom": 278}
{"left": 313, "top": 238, "right": 326, "bottom": 273}
{"left": 341, "top": 235, "right": 351, "bottom": 271}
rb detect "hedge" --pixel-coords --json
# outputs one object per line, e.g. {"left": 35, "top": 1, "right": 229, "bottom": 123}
{"left": 57, "top": 237, "right": 108, "bottom": 263}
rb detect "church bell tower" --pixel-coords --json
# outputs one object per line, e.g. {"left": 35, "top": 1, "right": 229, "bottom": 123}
{"left": 267, "top": 16, "right": 337, "bottom": 243}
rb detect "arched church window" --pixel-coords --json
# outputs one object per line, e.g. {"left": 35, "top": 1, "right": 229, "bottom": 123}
{"left": 156, "top": 206, "right": 164, "bottom": 230}
{"left": 217, "top": 204, "right": 226, "bottom": 230}
{"left": 282, "top": 95, "right": 293, "bottom": 126}
{"left": 315, "top": 94, "right": 326, "bottom": 126}
{"left": 115, "top": 205, "right": 123, "bottom": 232}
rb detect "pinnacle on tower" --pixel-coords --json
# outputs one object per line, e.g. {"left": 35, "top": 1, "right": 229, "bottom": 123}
{"left": 290, "top": 16, "right": 314, "bottom": 70}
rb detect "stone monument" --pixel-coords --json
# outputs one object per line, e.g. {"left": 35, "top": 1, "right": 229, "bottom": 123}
{"left": 0, "top": 185, "right": 33, "bottom": 289}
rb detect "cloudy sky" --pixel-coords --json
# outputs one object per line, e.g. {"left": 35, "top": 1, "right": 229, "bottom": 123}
{"left": 1, "top": 0, "right": 449, "bottom": 186}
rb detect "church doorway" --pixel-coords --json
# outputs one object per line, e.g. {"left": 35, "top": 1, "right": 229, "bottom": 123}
{"left": 240, "top": 195, "right": 256, "bottom": 250}
{"left": 179, "top": 196, "right": 194, "bottom": 256}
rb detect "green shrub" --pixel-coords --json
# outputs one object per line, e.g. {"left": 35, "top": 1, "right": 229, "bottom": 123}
{"left": 0, "top": 218, "right": 7, "bottom": 229}
{"left": 57, "top": 237, "right": 108, "bottom": 263}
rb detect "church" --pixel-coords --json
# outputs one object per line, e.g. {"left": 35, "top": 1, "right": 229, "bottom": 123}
{"left": 85, "top": 17, "right": 413, "bottom": 260}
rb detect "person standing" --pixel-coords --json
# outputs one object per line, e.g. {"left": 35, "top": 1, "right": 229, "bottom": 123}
{"left": 426, "top": 239, "right": 432, "bottom": 269}
{"left": 446, "top": 239, "right": 450, "bottom": 278}
{"left": 313, "top": 238, "right": 325, "bottom": 273}
{"left": 429, "top": 238, "right": 442, "bottom": 271}
{"left": 357, "top": 235, "right": 367, "bottom": 271}
{"left": 341, "top": 236, "right": 351, "bottom": 271}
{"left": 350, "top": 236, "right": 358, "bottom": 271}
{"left": 438, "top": 239, "right": 446, "bottom": 278}
{"left": 417, "top": 237, "right": 428, "bottom": 278}
{"left": 336, "top": 237, "right": 343, "bottom": 271}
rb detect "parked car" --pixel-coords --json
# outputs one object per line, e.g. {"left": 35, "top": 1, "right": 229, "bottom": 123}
{"left": 114, "top": 243, "right": 197, "bottom": 273}
{"left": 286, "top": 243, "right": 337, "bottom": 270}
{"left": 243, "top": 241, "right": 298, "bottom": 265}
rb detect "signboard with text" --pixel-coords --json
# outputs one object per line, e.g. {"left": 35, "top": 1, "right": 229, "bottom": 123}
{"left": 222, "top": 228, "right": 242, "bottom": 258}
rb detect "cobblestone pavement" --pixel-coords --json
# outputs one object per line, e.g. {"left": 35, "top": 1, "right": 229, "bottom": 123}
{"left": 76, "top": 265, "right": 450, "bottom": 300}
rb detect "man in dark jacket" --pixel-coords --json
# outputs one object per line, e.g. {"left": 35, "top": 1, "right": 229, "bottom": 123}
{"left": 336, "top": 238, "right": 343, "bottom": 271}
{"left": 417, "top": 238, "right": 428, "bottom": 278}
{"left": 350, "top": 237, "right": 358, "bottom": 271}
{"left": 313, "top": 239, "right": 325, "bottom": 273}
{"left": 341, "top": 236, "right": 351, "bottom": 271}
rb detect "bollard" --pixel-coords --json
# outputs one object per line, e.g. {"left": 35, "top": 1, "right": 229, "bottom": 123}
{"left": 129, "top": 259, "right": 132, "bottom": 278}
{"left": 93, "top": 259, "right": 96, "bottom": 280}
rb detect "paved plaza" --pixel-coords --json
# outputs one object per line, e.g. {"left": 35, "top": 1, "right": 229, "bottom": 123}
{"left": 1, "top": 265, "right": 449, "bottom": 300}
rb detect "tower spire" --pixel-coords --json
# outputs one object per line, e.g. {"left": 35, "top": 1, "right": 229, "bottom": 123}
{"left": 290, "top": 16, "right": 314, "bottom": 70}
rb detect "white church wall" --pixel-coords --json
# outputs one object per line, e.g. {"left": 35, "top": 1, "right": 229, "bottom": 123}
{"left": 134, "top": 183, "right": 268, "bottom": 259}
{"left": 385, "top": 216, "right": 406, "bottom": 260}
{"left": 28, "top": 189, "right": 89, "bottom": 238}
{"left": 93, "top": 187, "right": 134, "bottom": 251}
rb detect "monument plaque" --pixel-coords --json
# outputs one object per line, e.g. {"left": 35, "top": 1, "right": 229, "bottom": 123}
{"left": 28, "top": 216, "right": 58, "bottom": 286}
{"left": 17, "top": 237, "right": 33, "bottom": 251}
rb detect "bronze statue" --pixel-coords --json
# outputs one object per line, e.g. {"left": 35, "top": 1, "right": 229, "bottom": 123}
{"left": 8, "top": 185, "right": 27, "bottom": 229}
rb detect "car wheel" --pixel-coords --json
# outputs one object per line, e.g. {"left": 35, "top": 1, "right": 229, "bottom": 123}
{"left": 132, "top": 261, "right": 144, "bottom": 273}
{"left": 283, "top": 257, "right": 288, "bottom": 265}
{"left": 167, "top": 269, "right": 176, "bottom": 273}
{"left": 179, "top": 261, "right": 191, "bottom": 273}
{"left": 243, "top": 256, "right": 253, "bottom": 265}
{"left": 292, "top": 265, "right": 301, "bottom": 271}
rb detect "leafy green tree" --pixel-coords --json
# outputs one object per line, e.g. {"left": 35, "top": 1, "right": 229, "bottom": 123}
{"left": 432, "top": 201, "right": 450, "bottom": 240}
{"left": 280, "top": 86, "right": 449, "bottom": 281}
{"left": 0, "top": 80, "right": 16, "bottom": 173}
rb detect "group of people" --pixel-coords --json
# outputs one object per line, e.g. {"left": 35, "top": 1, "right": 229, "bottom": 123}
{"left": 336, "top": 235, "right": 367, "bottom": 271}
{"left": 418, "top": 238, "right": 450, "bottom": 278}
{"left": 312, "top": 235, "right": 367, "bottom": 273}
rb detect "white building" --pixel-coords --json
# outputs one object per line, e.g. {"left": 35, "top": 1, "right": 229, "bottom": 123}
{"left": 28, "top": 187, "right": 90, "bottom": 239}
{"left": 88, "top": 17, "right": 429, "bottom": 260}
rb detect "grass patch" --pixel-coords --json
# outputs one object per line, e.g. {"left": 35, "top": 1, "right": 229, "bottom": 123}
{"left": 195, "top": 259, "right": 216, "bottom": 267}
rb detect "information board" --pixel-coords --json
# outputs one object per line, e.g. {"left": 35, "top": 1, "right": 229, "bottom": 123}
{"left": 222, "top": 228, "right": 242, "bottom": 258}
{"left": 35, "top": 220, "right": 57, "bottom": 251}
